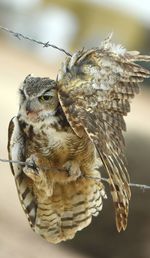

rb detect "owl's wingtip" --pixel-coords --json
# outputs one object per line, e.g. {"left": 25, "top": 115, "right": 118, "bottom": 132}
{"left": 116, "top": 212, "right": 128, "bottom": 233}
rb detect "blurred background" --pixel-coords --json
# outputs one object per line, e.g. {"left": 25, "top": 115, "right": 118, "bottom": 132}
{"left": 0, "top": 0, "right": 150, "bottom": 257}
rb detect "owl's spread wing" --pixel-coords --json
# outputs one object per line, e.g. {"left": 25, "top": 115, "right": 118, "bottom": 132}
{"left": 8, "top": 117, "right": 36, "bottom": 227}
{"left": 57, "top": 37, "right": 150, "bottom": 231}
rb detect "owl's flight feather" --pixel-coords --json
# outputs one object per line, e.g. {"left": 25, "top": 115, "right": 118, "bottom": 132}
{"left": 8, "top": 117, "right": 36, "bottom": 228}
{"left": 57, "top": 36, "right": 150, "bottom": 231}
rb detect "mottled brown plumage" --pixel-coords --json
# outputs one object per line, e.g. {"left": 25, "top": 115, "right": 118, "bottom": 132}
{"left": 8, "top": 35, "right": 150, "bottom": 243}
{"left": 57, "top": 36, "right": 150, "bottom": 231}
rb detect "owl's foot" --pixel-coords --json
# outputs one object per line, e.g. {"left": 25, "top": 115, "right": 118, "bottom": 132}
{"left": 64, "top": 161, "right": 82, "bottom": 181}
{"left": 23, "top": 155, "right": 53, "bottom": 197}
{"left": 23, "top": 155, "right": 40, "bottom": 181}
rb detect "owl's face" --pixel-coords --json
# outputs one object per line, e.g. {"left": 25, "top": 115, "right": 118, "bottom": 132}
{"left": 18, "top": 75, "right": 58, "bottom": 124}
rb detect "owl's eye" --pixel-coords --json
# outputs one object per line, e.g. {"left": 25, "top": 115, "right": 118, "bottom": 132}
{"left": 38, "top": 95, "right": 53, "bottom": 102}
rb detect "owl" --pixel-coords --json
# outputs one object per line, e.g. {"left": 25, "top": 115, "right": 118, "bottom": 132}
{"left": 8, "top": 35, "right": 150, "bottom": 244}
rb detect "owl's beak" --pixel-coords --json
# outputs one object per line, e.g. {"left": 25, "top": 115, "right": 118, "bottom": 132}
{"left": 25, "top": 101, "right": 41, "bottom": 121}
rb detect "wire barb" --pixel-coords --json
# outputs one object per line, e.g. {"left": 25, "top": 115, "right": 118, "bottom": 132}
{"left": 0, "top": 25, "right": 72, "bottom": 57}
{"left": 0, "top": 158, "right": 150, "bottom": 191}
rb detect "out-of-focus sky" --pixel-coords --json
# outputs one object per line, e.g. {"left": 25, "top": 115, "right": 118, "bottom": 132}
{"left": 1, "top": 0, "right": 150, "bottom": 24}
{"left": 1, "top": 0, "right": 150, "bottom": 65}
{"left": 86, "top": 0, "right": 150, "bottom": 25}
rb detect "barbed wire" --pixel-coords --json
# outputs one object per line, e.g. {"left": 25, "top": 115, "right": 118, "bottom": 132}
{"left": 0, "top": 25, "right": 72, "bottom": 57}
{"left": 0, "top": 25, "right": 150, "bottom": 192}
{"left": 0, "top": 158, "right": 150, "bottom": 191}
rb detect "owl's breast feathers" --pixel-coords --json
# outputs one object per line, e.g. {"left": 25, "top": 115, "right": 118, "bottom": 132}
{"left": 13, "top": 105, "right": 106, "bottom": 243}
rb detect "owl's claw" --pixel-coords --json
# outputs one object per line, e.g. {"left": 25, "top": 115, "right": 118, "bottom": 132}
{"left": 23, "top": 155, "right": 53, "bottom": 197}
{"left": 27, "top": 158, "right": 39, "bottom": 174}
{"left": 23, "top": 155, "right": 40, "bottom": 180}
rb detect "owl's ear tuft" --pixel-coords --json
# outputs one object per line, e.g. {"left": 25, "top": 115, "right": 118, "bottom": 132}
{"left": 23, "top": 74, "right": 33, "bottom": 84}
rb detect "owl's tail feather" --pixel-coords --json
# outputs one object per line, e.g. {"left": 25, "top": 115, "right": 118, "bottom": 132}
{"left": 34, "top": 177, "right": 106, "bottom": 244}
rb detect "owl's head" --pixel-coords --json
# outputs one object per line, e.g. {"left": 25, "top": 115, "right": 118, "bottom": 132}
{"left": 18, "top": 75, "right": 59, "bottom": 124}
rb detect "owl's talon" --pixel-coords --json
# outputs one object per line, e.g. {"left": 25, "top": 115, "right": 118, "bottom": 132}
{"left": 27, "top": 159, "right": 39, "bottom": 174}
{"left": 23, "top": 155, "right": 41, "bottom": 180}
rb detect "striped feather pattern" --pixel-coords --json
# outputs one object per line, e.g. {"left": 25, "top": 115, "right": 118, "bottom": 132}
{"left": 34, "top": 177, "right": 106, "bottom": 243}
{"left": 57, "top": 35, "right": 150, "bottom": 231}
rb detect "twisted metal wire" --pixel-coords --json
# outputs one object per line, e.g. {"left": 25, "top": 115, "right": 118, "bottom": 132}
{"left": 0, "top": 25, "right": 72, "bottom": 57}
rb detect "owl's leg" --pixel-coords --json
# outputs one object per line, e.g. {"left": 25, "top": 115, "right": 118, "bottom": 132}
{"left": 23, "top": 155, "right": 53, "bottom": 197}
{"left": 63, "top": 160, "right": 82, "bottom": 181}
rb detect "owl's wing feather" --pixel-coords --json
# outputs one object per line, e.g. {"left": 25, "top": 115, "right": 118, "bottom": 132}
{"left": 8, "top": 117, "right": 36, "bottom": 228}
{"left": 57, "top": 38, "right": 150, "bottom": 231}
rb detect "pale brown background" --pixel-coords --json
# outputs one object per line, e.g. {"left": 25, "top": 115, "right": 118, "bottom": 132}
{"left": 0, "top": 1, "right": 150, "bottom": 258}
